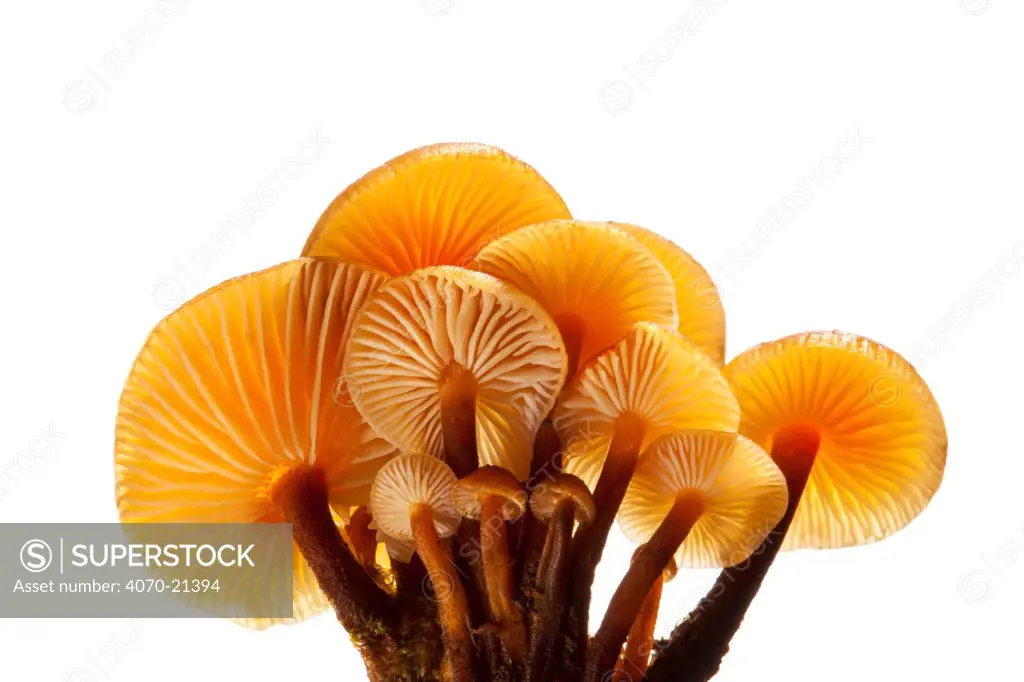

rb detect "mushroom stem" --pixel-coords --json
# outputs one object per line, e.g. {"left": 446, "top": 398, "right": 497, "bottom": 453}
{"left": 526, "top": 497, "right": 576, "bottom": 682}
{"left": 440, "top": 362, "right": 479, "bottom": 478}
{"left": 519, "top": 420, "right": 563, "bottom": 589}
{"left": 613, "top": 572, "right": 664, "bottom": 682}
{"left": 480, "top": 494, "right": 526, "bottom": 659}
{"left": 644, "top": 425, "right": 821, "bottom": 682}
{"left": 564, "top": 413, "right": 647, "bottom": 672}
{"left": 586, "top": 492, "right": 705, "bottom": 682}
{"left": 410, "top": 503, "right": 475, "bottom": 682}
{"left": 553, "top": 312, "right": 586, "bottom": 383}
{"left": 269, "top": 467, "right": 398, "bottom": 635}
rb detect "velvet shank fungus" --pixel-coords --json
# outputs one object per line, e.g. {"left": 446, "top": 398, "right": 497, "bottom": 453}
{"left": 552, "top": 322, "right": 740, "bottom": 676}
{"left": 114, "top": 140, "right": 950, "bottom": 682}
{"left": 451, "top": 466, "right": 528, "bottom": 658}
{"left": 370, "top": 455, "right": 470, "bottom": 681}
{"left": 587, "top": 430, "right": 787, "bottom": 681}
{"left": 647, "top": 331, "right": 947, "bottom": 682}
{"left": 302, "top": 143, "right": 571, "bottom": 275}
{"left": 115, "top": 259, "right": 398, "bottom": 638}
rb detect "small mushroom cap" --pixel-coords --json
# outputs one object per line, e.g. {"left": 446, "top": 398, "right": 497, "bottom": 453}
{"left": 724, "top": 331, "right": 947, "bottom": 550}
{"left": 452, "top": 466, "right": 527, "bottom": 521}
{"left": 344, "top": 266, "right": 567, "bottom": 480}
{"left": 619, "top": 431, "right": 789, "bottom": 568}
{"left": 528, "top": 473, "right": 597, "bottom": 526}
{"left": 554, "top": 322, "right": 740, "bottom": 490}
{"left": 369, "top": 455, "right": 462, "bottom": 542}
{"left": 473, "top": 220, "right": 678, "bottom": 382}
{"left": 614, "top": 223, "right": 726, "bottom": 365}
{"left": 302, "top": 143, "right": 571, "bottom": 275}
{"left": 115, "top": 259, "right": 397, "bottom": 628}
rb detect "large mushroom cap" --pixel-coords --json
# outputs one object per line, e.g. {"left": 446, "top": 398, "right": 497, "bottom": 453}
{"left": 370, "top": 455, "right": 461, "bottom": 543}
{"left": 614, "top": 223, "right": 726, "bottom": 365}
{"left": 724, "top": 331, "right": 948, "bottom": 550}
{"left": 473, "top": 220, "right": 678, "bottom": 382}
{"left": 553, "top": 322, "right": 740, "bottom": 489}
{"left": 115, "top": 258, "right": 397, "bottom": 627}
{"left": 619, "top": 431, "right": 789, "bottom": 568}
{"left": 344, "top": 266, "right": 566, "bottom": 480}
{"left": 302, "top": 143, "right": 571, "bottom": 275}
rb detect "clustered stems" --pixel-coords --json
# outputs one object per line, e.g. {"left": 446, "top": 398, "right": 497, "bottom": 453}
{"left": 277, "top": 418, "right": 820, "bottom": 681}
{"left": 526, "top": 498, "right": 576, "bottom": 682}
{"left": 481, "top": 494, "right": 526, "bottom": 659}
{"left": 411, "top": 503, "right": 475, "bottom": 682}
{"left": 586, "top": 493, "right": 704, "bottom": 682}
{"left": 269, "top": 468, "right": 398, "bottom": 648}
{"left": 563, "top": 413, "right": 647, "bottom": 676}
{"left": 644, "top": 427, "right": 821, "bottom": 682}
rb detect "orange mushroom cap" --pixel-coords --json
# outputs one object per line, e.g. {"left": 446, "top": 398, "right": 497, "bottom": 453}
{"left": 724, "top": 331, "right": 947, "bottom": 549}
{"left": 302, "top": 143, "right": 571, "bottom": 275}
{"left": 619, "top": 431, "right": 789, "bottom": 568}
{"left": 473, "top": 220, "right": 678, "bottom": 383}
{"left": 614, "top": 223, "right": 726, "bottom": 365}
{"left": 115, "top": 259, "right": 398, "bottom": 628}
{"left": 343, "top": 266, "right": 567, "bottom": 480}
{"left": 553, "top": 322, "right": 740, "bottom": 490}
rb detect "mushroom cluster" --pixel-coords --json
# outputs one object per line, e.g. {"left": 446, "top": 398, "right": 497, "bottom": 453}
{"left": 115, "top": 143, "right": 948, "bottom": 682}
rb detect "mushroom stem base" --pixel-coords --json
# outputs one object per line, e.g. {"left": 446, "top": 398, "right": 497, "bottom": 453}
{"left": 645, "top": 427, "right": 820, "bottom": 682}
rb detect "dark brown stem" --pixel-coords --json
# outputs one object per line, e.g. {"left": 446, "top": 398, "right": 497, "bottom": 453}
{"left": 613, "top": 572, "right": 664, "bottom": 681}
{"left": 440, "top": 362, "right": 479, "bottom": 478}
{"left": 526, "top": 498, "right": 576, "bottom": 682}
{"left": 586, "top": 494, "right": 703, "bottom": 682}
{"left": 645, "top": 426, "right": 821, "bottom": 682}
{"left": 553, "top": 312, "right": 586, "bottom": 384}
{"left": 394, "top": 553, "right": 428, "bottom": 603}
{"left": 562, "top": 413, "right": 646, "bottom": 677}
{"left": 518, "top": 419, "right": 563, "bottom": 592}
{"left": 411, "top": 504, "right": 475, "bottom": 682}
{"left": 441, "top": 362, "right": 490, "bottom": 629}
{"left": 270, "top": 467, "right": 397, "bottom": 636}
{"left": 481, "top": 494, "right": 526, "bottom": 660}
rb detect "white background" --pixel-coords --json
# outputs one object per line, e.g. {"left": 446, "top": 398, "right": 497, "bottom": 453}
{"left": 1, "top": 1, "right": 1020, "bottom": 680}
